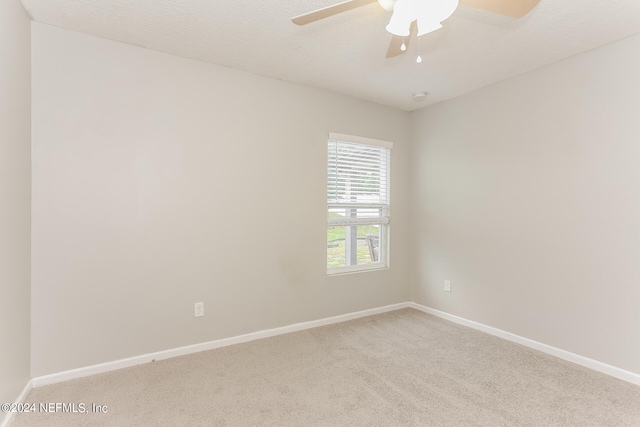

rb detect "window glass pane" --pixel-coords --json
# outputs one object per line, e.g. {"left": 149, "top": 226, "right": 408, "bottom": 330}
{"left": 327, "top": 225, "right": 382, "bottom": 269}
{"left": 327, "top": 225, "right": 346, "bottom": 268}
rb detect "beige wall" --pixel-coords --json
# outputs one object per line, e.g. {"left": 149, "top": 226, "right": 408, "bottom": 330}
{"left": 30, "top": 23, "right": 411, "bottom": 377}
{"left": 0, "top": 0, "right": 31, "bottom": 405}
{"left": 410, "top": 34, "right": 640, "bottom": 374}
{"left": 28, "top": 19, "right": 640, "bottom": 380}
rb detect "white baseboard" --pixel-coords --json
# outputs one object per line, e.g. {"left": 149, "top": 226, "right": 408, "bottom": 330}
{"left": 30, "top": 301, "right": 640, "bottom": 390}
{"left": 409, "top": 302, "right": 640, "bottom": 387}
{"left": 32, "top": 302, "right": 410, "bottom": 388}
{"left": 0, "top": 379, "right": 32, "bottom": 427}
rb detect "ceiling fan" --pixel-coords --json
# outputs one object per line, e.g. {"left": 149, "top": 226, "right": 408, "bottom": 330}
{"left": 292, "top": 0, "right": 541, "bottom": 58}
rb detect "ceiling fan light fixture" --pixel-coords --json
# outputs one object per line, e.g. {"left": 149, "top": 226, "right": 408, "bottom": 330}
{"left": 419, "top": 0, "right": 459, "bottom": 23}
{"left": 385, "top": 0, "right": 413, "bottom": 36}
{"left": 386, "top": 0, "right": 459, "bottom": 37}
{"left": 386, "top": 20, "right": 411, "bottom": 37}
{"left": 416, "top": 19, "right": 443, "bottom": 36}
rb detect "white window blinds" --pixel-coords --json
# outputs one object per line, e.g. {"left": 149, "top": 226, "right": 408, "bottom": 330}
{"left": 327, "top": 137, "right": 391, "bottom": 207}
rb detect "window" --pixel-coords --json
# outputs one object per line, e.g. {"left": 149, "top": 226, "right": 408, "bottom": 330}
{"left": 327, "top": 133, "right": 392, "bottom": 274}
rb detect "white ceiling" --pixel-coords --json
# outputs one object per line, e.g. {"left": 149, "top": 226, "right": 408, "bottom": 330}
{"left": 20, "top": 0, "right": 640, "bottom": 111}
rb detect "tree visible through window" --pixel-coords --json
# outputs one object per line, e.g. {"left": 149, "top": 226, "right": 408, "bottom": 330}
{"left": 327, "top": 133, "right": 392, "bottom": 274}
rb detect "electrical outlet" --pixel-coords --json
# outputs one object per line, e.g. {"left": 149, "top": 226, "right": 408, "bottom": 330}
{"left": 194, "top": 302, "right": 204, "bottom": 317}
{"left": 444, "top": 280, "right": 451, "bottom": 292}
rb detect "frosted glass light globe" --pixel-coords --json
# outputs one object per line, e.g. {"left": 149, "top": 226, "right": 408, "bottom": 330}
{"left": 385, "top": 0, "right": 459, "bottom": 37}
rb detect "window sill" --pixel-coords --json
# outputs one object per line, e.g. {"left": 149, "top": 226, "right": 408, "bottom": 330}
{"left": 327, "top": 264, "right": 389, "bottom": 276}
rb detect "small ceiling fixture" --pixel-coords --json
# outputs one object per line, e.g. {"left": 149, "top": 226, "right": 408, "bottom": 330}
{"left": 385, "top": 0, "right": 459, "bottom": 37}
{"left": 413, "top": 92, "right": 428, "bottom": 101}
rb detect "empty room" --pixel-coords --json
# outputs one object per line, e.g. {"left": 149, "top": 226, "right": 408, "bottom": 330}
{"left": 2, "top": 0, "right": 640, "bottom": 425}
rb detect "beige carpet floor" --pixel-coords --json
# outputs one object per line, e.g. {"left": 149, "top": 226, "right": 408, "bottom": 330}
{"left": 12, "top": 308, "right": 640, "bottom": 426}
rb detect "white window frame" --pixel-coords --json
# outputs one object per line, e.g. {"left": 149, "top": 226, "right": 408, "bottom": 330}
{"left": 327, "top": 133, "right": 392, "bottom": 275}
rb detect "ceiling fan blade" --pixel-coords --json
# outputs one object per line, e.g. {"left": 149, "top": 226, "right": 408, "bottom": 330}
{"left": 386, "top": 21, "right": 416, "bottom": 58}
{"left": 292, "top": 0, "right": 378, "bottom": 25}
{"left": 459, "top": 0, "right": 540, "bottom": 18}
{"left": 386, "top": 36, "right": 407, "bottom": 58}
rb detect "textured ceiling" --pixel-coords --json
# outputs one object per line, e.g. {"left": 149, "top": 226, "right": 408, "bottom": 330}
{"left": 20, "top": 0, "right": 640, "bottom": 111}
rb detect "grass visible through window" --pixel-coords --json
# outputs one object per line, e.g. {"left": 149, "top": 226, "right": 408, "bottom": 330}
{"left": 327, "top": 221, "right": 380, "bottom": 268}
